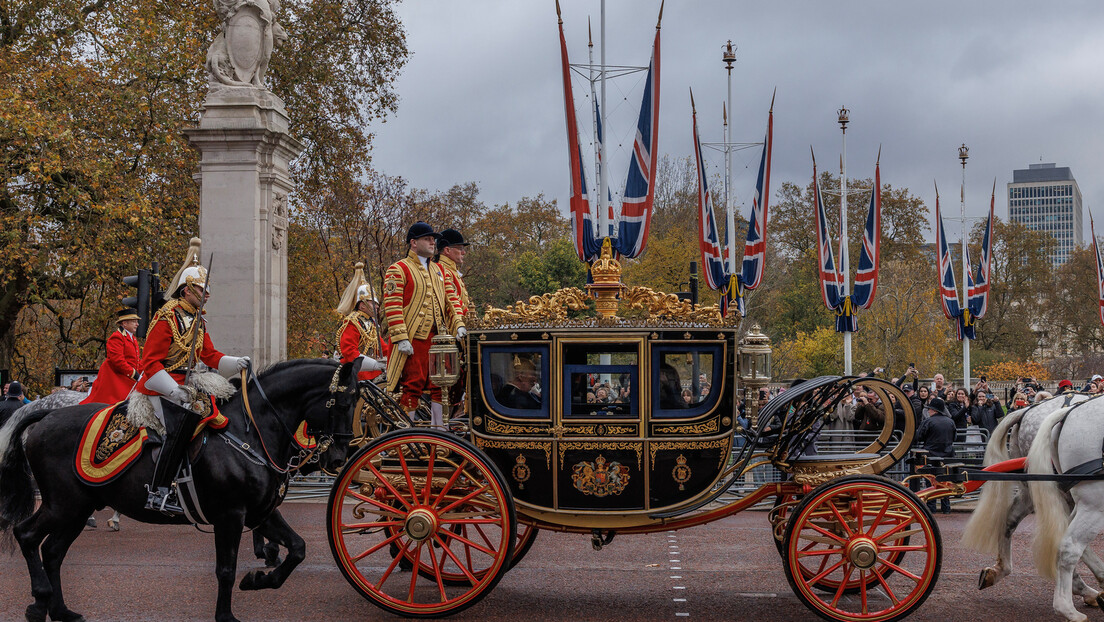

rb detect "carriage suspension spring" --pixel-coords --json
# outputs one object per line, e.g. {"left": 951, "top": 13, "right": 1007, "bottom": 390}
{"left": 591, "top": 529, "right": 616, "bottom": 551}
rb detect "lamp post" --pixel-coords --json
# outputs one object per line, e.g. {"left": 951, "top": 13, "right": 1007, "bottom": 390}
{"left": 838, "top": 105, "right": 852, "bottom": 375}
{"left": 738, "top": 324, "right": 773, "bottom": 427}
{"left": 428, "top": 334, "right": 462, "bottom": 428}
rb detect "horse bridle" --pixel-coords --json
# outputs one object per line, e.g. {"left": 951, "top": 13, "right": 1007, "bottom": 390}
{"left": 237, "top": 363, "right": 354, "bottom": 474}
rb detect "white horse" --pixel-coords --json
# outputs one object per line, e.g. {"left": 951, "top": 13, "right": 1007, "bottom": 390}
{"left": 962, "top": 392, "right": 1104, "bottom": 605}
{"left": 1027, "top": 398, "right": 1104, "bottom": 621}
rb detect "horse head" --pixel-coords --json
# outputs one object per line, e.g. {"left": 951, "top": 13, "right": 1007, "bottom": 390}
{"left": 305, "top": 360, "right": 358, "bottom": 473}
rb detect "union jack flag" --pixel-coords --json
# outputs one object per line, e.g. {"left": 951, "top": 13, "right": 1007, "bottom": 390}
{"left": 967, "top": 181, "right": 995, "bottom": 319}
{"left": 691, "top": 90, "right": 727, "bottom": 292}
{"left": 851, "top": 159, "right": 881, "bottom": 309}
{"left": 739, "top": 104, "right": 773, "bottom": 290}
{"left": 559, "top": 15, "right": 600, "bottom": 262}
{"left": 1093, "top": 211, "right": 1104, "bottom": 326}
{"left": 934, "top": 186, "right": 975, "bottom": 340}
{"left": 613, "top": 27, "right": 659, "bottom": 259}
{"left": 813, "top": 152, "right": 843, "bottom": 310}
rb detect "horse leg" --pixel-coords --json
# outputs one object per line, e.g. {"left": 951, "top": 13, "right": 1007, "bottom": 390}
{"left": 251, "top": 528, "right": 281, "bottom": 568}
{"left": 1053, "top": 507, "right": 1104, "bottom": 622}
{"left": 980, "top": 488, "right": 1032, "bottom": 589}
{"left": 13, "top": 509, "right": 55, "bottom": 622}
{"left": 213, "top": 520, "right": 246, "bottom": 622}
{"left": 239, "top": 510, "right": 305, "bottom": 591}
{"left": 40, "top": 519, "right": 89, "bottom": 622}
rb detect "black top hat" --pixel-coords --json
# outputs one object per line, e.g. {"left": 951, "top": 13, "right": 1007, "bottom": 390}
{"left": 437, "top": 228, "right": 470, "bottom": 250}
{"left": 925, "top": 397, "right": 948, "bottom": 416}
{"left": 406, "top": 221, "right": 441, "bottom": 244}
{"left": 116, "top": 307, "right": 140, "bottom": 323}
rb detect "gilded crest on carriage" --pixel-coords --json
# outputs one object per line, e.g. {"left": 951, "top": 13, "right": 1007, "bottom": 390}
{"left": 571, "top": 455, "right": 629, "bottom": 497}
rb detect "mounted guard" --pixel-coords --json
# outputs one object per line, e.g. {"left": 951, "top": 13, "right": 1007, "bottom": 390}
{"left": 134, "top": 237, "right": 251, "bottom": 513}
{"left": 335, "top": 262, "right": 389, "bottom": 382}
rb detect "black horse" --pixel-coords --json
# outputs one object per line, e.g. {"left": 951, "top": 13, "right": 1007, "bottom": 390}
{"left": 0, "top": 358, "right": 358, "bottom": 622}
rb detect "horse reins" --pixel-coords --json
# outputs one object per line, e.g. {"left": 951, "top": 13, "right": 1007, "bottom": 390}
{"left": 238, "top": 365, "right": 340, "bottom": 474}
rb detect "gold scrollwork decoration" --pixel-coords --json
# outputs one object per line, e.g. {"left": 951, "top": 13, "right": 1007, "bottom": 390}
{"left": 653, "top": 420, "right": 719, "bottom": 435}
{"left": 486, "top": 419, "right": 546, "bottom": 435}
{"left": 476, "top": 287, "right": 591, "bottom": 326}
{"left": 475, "top": 438, "right": 551, "bottom": 469}
{"left": 649, "top": 439, "right": 731, "bottom": 469}
{"left": 559, "top": 441, "right": 642, "bottom": 470}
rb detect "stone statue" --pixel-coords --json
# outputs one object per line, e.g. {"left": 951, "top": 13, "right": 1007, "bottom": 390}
{"left": 206, "top": 0, "right": 288, "bottom": 90}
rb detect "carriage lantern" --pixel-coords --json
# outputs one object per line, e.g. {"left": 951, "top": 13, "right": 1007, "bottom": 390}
{"left": 738, "top": 323, "right": 772, "bottom": 427}
{"left": 428, "top": 334, "right": 462, "bottom": 426}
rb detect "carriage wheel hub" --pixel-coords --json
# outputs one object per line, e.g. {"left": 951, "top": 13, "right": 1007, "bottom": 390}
{"left": 846, "top": 536, "right": 879, "bottom": 569}
{"left": 404, "top": 508, "right": 438, "bottom": 542}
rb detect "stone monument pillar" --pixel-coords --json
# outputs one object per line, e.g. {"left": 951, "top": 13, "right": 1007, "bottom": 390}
{"left": 184, "top": 0, "right": 302, "bottom": 367}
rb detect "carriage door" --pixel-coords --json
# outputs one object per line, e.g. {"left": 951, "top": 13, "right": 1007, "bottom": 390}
{"left": 554, "top": 336, "right": 646, "bottom": 511}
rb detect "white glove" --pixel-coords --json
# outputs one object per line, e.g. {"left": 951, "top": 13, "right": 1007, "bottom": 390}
{"left": 356, "top": 355, "right": 385, "bottom": 372}
{"left": 395, "top": 340, "right": 414, "bottom": 356}
{"left": 169, "top": 386, "right": 193, "bottom": 405}
{"left": 456, "top": 326, "right": 467, "bottom": 339}
{"left": 145, "top": 369, "right": 183, "bottom": 400}
{"left": 218, "top": 355, "right": 250, "bottom": 378}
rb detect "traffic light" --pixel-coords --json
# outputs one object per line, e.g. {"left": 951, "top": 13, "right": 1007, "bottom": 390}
{"left": 149, "top": 261, "right": 167, "bottom": 316}
{"left": 121, "top": 268, "right": 152, "bottom": 338}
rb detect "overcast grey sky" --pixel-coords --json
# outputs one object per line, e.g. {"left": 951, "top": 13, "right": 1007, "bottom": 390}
{"left": 370, "top": 0, "right": 1104, "bottom": 242}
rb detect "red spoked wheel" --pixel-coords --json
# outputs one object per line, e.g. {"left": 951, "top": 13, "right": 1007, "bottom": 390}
{"left": 782, "top": 475, "right": 941, "bottom": 622}
{"left": 327, "top": 428, "right": 516, "bottom": 617}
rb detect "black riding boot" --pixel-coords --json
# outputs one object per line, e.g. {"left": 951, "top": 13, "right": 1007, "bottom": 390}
{"left": 146, "top": 401, "right": 201, "bottom": 515}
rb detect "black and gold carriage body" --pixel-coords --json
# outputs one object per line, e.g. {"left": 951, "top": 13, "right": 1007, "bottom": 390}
{"left": 467, "top": 325, "right": 737, "bottom": 529}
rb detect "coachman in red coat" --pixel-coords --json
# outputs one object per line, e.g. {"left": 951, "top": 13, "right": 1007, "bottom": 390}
{"left": 81, "top": 308, "right": 143, "bottom": 405}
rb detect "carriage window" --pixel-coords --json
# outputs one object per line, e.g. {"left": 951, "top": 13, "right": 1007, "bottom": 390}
{"left": 481, "top": 347, "right": 548, "bottom": 418}
{"left": 653, "top": 345, "right": 723, "bottom": 417}
{"left": 562, "top": 342, "right": 639, "bottom": 419}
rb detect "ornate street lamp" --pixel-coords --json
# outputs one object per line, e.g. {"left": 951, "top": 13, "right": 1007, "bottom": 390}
{"left": 428, "top": 334, "right": 462, "bottom": 427}
{"left": 738, "top": 323, "right": 772, "bottom": 427}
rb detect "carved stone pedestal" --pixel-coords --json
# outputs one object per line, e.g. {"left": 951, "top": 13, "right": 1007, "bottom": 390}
{"left": 184, "top": 87, "right": 304, "bottom": 367}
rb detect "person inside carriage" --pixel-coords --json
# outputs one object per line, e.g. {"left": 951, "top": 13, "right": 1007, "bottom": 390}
{"left": 495, "top": 354, "right": 541, "bottom": 410}
{"left": 137, "top": 238, "right": 251, "bottom": 513}
{"left": 658, "top": 363, "right": 687, "bottom": 409}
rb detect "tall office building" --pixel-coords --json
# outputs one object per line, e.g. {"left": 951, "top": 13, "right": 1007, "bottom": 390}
{"left": 1007, "top": 162, "right": 1082, "bottom": 266}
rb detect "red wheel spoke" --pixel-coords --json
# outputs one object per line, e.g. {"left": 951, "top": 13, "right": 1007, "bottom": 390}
{"left": 363, "top": 455, "right": 416, "bottom": 511}
{"left": 423, "top": 448, "right": 436, "bottom": 506}
{"left": 438, "top": 482, "right": 495, "bottom": 515}
{"left": 830, "top": 563, "right": 854, "bottom": 608}
{"left": 431, "top": 458, "right": 471, "bottom": 506}
{"left": 827, "top": 500, "right": 855, "bottom": 538}
{"left": 351, "top": 528, "right": 405, "bottom": 562}
{"left": 408, "top": 541, "right": 424, "bottom": 602}
{"left": 396, "top": 448, "right": 421, "bottom": 506}
{"left": 375, "top": 539, "right": 412, "bottom": 591}
{"left": 440, "top": 527, "right": 499, "bottom": 557}
{"left": 808, "top": 557, "right": 846, "bottom": 585}
{"left": 796, "top": 547, "right": 844, "bottom": 557}
{"left": 860, "top": 569, "right": 869, "bottom": 614}
{"left": 873, "top": 516, "right": 914, "bottom": 544}
{"left": 424, "top": 537, "right": 447, "bottom": 601}
{"left": 878, "top": 544, "right": 927, "bottom": 553}
{"left": 878, "top": 556, "right": 923, "bottom": 582}
{"left": 344, "top": 487, "right": 409, "bottom": 516}
{"left": 435, "top": 531, "right": 482, "bottom": 584}
{"left": 342, "top": 519, "right": 403, "bottom": 531}
{"left": 873, "top": 560, "right": 903, "bottom": 604}
{"left": 804, "top": 520, "right": 849, "bottom": 546}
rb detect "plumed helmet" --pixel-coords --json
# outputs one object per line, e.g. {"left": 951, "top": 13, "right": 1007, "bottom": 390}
{"left": 335, "top": 262, "right": 377, "bottom": 315}
{"left": 167, "top": 237, "right": 208, "bottom": 297}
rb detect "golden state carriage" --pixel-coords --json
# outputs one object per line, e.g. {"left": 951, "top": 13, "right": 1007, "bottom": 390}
{"left": 328, "top": 249, "right": 943, "bottom": 621}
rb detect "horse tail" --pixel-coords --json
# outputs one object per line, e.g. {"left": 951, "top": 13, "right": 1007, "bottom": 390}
{"left": 961, "top": 408, "right": 1027, "bottom": 554}
{"left": 1027, "top": 405, "right": 1074, "bottom": 580}
{"left": 0, "top": 407, "right": 51, "bottom": 543}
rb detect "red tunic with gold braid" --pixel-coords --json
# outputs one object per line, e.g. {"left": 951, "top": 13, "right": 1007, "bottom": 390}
{"left": 436, "top": 255, "right": 471, "bottom": 317}
{"left": 80, "top": 329, "right": 141, "bottom": 405}
{"left": 136, "top": 298, "right": 225, "bottom": 395}
{"left": 338, "top": 310, "right": 391, "bottom": 382}
{"left": 382, "top": 251, "right": 464, "bottom": 410}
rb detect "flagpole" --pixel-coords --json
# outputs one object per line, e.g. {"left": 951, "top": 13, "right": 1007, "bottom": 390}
{"left": 959, "top": 143, "right": 971, "bottom": 390}
{"left": 588, "top": 19, "right": 599, "bottom": 209}
{"left": 723, "top": 41, "right": 736, "bottom": 277}
{"left": 838, "top": 106, "right": 852, "bottom": 375}
{"left": 597, "top": 0, "right": 610, "bottom": 239}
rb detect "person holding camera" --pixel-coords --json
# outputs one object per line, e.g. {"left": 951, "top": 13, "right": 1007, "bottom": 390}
{"left": 968, "top": 378, "right": 1002, "bottom": 434}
